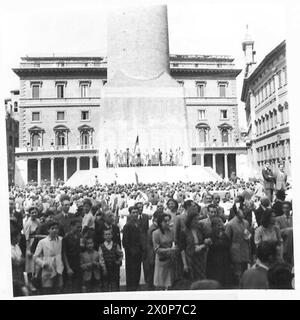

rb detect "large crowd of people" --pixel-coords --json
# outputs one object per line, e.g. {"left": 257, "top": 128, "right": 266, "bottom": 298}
{"left": 9, "top": 162, "right": 294, "bottom": 296}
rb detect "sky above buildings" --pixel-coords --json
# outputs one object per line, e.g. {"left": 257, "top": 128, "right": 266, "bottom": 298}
{"left": 0, "top": 0, "right": 289, "bottom": 127}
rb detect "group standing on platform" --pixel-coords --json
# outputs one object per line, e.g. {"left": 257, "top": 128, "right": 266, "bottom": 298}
{"left": 9, "top": 162, "right": 294, "bottom": 295}
{"left": 104, "top": 147, "right": 184, "bottom": 168}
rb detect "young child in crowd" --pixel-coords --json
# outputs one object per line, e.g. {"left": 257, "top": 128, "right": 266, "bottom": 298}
{"left": 80, "top": 237, "right": 105, "bottom": 293}
{"left": 98, "top": 229, "right": 123, "bottom": 291}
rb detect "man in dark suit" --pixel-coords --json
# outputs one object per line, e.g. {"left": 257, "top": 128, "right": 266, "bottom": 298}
{"left": 262, "top": 162, "right": 275, "bottom": 202}
{"left": 54, "top": 195, "right": 74, "bottom": 237}
{"left": 122, "top": 206, "right": 144, "bottom": 291}
{"left": 254, "top": 197, "right": 270, "bottom": 226}
{"left": 200, "top": 204, "right": 218, "bottom": 238}
{"left": 272, "top": 188, "right": 286, "bottom": 217}
{"left": 135, "top": 202, "right": 150, "bottom": 287}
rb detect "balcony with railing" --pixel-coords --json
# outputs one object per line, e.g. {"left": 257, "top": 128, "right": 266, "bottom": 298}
{"left": 191, "top": 140, "right": 246, "bottom": 149}
{"left": 15, "top": 144, "right": 96, "bottom": 154}
{"left": 20, "top": 97, "right": 100, "bottom": 107}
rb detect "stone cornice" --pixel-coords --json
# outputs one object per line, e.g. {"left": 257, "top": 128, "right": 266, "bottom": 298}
{"left": 171, "top": 68, "right": 242, "bottom": 77}
{"left": 13, "top": 67, "right": 242, "bottom": 78}
{"left": 13, "top": 67, "right": 107, "bottom": 77}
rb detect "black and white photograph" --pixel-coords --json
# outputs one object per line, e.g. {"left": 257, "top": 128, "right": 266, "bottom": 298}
{"left": 0, "top": 0, "right": 299, "bottom": 299}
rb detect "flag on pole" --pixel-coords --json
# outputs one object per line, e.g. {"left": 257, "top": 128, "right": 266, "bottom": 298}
{"left": 133, "top": 135, "right": 139, "bottom": 154}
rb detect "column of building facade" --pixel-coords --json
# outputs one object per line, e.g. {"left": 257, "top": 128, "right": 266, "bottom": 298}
{"left": 50, "top": 157, "right": 54, "bottom": 185}
{"left": 37, "top": 157, "right": 41, "bottom": 186}
{"left": 89, "top": 156, "right": 93, "bottom": 170}
{"left": 63, "top": 157, "right": 67, "bottom": 182}
{"left": 224, "top": 153, "right": 228, "bottom": 179}
{"left": 76, "top": 157, "right": 80, "bottom": 171}
{"left": 200, "top": 153, "right": 204, "bottom": 167}
{"left": 212, "top": 153, "right": 216, "bottom": 171}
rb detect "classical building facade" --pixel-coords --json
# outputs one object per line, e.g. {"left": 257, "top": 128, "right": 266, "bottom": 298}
{"left": 5, "top": 90, "right": 20, "bottom": 186}
{"left": 13, "top": 54, "right": 246, "bottom": 186}
{"left": 241, "top": 40, "right": 290, "bottom": 178}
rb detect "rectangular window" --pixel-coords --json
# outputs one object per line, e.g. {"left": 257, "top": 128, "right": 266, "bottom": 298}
{"left": 198, "top": 110, "right": 206, "bottom": 120}
{"left": 57, "top": 84, "right": 64, "bottom": 98}
{"left": 32, "top": 112, "right": 40, "bottom": 121}
{"left": 32, "top": 85, "right": 40, "bottom": 99}
{"left": 81, "top": 111, "right": 90, "bottom": 120}
{"left": 81, "top": 84, "right": 88, "bottom": 98}
{"left": 196, "top": 83, "right": 205, "bottom": 97}
{"left": 219, "top": 84, "right": 226, "bottom": 97}
{"left": 57, "top": 111, "right": 65, "bottom": 121}
{"left": 220, "top": 109, "right": 228, "bottom": 119}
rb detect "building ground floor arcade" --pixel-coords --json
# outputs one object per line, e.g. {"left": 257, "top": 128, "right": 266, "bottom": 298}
{"left": 191, "top": 146, "right": 248, "bottom": 180}
{"left": 14, "top": 147, "right": 248, "bottom": 186}
{"left": 15, "top": 150, "right": 98, "bottom": 187}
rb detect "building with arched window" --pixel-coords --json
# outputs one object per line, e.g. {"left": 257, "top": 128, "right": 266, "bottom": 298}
{"left": 12, "top": 51, "right": 247, "bottom": 186}
{"left": 241, "top": 39, "right": 290, "bottom": 178}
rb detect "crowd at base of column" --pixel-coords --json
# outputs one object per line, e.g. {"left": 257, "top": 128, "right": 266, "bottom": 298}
{"left": 9, "top": 167, "right": 294, "bottom": 296}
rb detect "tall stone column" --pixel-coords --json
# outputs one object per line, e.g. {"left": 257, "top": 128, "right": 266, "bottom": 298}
{"left": 37, "top": 158, "right": 41, "bottom": 186}
{"left": 212, "top": 153, "right": 216, "bottom": 172}
{"left": 50, "top": 157, "right": 54, "bottom": 185}
{"left": 89, "top": 156, "right": 93, "bottom": 169}
{"left": 64, "top": 157, "right": 67, "bottom": 182}
{"left": 224, "top": 153, "right": 228, "bottom": 179}
{"left": 200, "top": 153, "right": 204, "bottom": 167}
{"left": 76, "top": 157, "right": 80, "bottom": 171}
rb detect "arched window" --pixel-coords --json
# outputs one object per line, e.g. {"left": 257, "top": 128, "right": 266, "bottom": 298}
{"left": 78, "top": 125, "right": 94, "bottom": 149}
{"left": 195, "top": 123, "right": 210, "bottom": 145}
{"left": 221, "top": 129, "right": 229, "bottom": 143}
{"left": 31, "top": 133, "right": 41, "bottom": 147}
{"left": 56, "top": 131, "right": 66, "bottom": 146}
{"left": 218, "top": 123, "right": 233, "bottom": 145}
{"left": 278, "top": 104, "right": 284, "bottom": 124}
{"left": 53, "top": 125, "right": 69, "bottom": 149}
{"left": 28, "top": 126, "right": 45, "bottom": 150}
